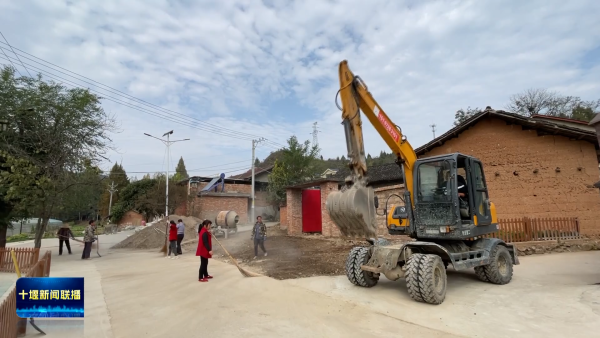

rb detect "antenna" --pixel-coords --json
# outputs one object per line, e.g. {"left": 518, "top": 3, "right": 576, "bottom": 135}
{"left": 429, "top": 123, "right": 437, "bottom": 139}
{"left": 311, "top": 122, "right": 321, "bottom": 152}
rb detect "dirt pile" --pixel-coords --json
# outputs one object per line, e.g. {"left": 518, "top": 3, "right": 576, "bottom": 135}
{"left": 113, "top": 215, "right": 202, "bottom": 249}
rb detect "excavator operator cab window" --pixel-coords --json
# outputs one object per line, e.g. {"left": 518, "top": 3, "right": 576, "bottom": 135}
{"left": 417, "top": 160, "right": 452, "bottom": 203}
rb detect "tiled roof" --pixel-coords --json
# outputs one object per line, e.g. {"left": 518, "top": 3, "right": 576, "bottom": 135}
{"left": 331, "top": 162, "right": 403, "bottom": 185}
{"left": 416, "top": 108, "right": 597, "bottom": 155}
{"left": 229, "top": 165, "right": 274, "bottom": 180}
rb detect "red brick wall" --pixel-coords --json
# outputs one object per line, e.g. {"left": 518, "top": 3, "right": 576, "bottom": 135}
{"left": 191, "top": 196, "right": 249, "bottom": 224}
{"left": 279, "top": 206, "right": 287, "bottom": 227}
{"left": 287, "top": 189, "right": 302, "bottom": 236}
{"left": 419, "top": 116, "right": 600, "bottom": 235}
{"left": 197, "top": 182, "right": 251, "bottom": 194}
{"left": 321, "top": 182, "right": 341, "bottom": 237}
{"left": 118, "top": 210, "right": 144, "bottom": 226}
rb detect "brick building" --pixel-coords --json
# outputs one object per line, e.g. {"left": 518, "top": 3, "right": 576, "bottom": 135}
{"left": 286, "top": 108, "right": 600, "bottom": 237}
{"left": 178, "top": 175, "right": 273, "bottom": 225}
{"left": 284, "top": 164, "right": 405, "bottom": 237}
{"left": 416, "top": 109, "right": 600, "bottom": 235}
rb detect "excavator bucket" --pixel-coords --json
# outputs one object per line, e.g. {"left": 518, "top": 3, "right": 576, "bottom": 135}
{"left": 326, "top": 184, "right": 378, "bottom": 238}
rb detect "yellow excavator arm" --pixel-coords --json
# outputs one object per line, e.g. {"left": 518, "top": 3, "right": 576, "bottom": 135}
{"left": 337, "top": 60, "right": 417, "bottom": 200}
{"left": 326, "top": 60, "right": 417, "bottom": 238}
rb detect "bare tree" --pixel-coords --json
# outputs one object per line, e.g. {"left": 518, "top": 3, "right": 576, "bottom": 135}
{"left": 506, "top": 88, "right": 558, "bottom": 116}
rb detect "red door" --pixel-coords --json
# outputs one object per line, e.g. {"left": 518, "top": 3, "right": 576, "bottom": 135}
{"left": 302, "top": 189, "right": 322, "bottom": 233}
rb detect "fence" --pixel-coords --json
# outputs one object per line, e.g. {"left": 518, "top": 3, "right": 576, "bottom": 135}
{"left": 25, "top": 250, "right": 52, "bottom": 277}
{"left": 0, "top": 248, "right": 40, "bottom": 273}
{"left": 0, "top": 287, "right": 17, "bottom": 338}
{"left": 0, "top": 249, "right": 52, "bottom": 338}
{"left": 485, "top": 217, "right": 581, "bottom": 243}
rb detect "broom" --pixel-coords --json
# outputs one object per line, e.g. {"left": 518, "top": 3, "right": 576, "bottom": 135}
{"left": 210, "top": 233, "right": 263, "bottom": 277}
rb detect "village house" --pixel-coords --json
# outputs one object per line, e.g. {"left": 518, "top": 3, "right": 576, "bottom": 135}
{"left": 284, "top": 108, "right": 600, "bottom": 238}
{"left": 176, "top": 165, "right": 277, "bottom": 224}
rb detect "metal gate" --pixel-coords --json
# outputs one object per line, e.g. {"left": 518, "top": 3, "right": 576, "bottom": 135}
{"left": 302, "top": 189, "right": 322, "bottom": 233}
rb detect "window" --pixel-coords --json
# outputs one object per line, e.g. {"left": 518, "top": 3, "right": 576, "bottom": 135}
{"left": 418, "top": 161, "right": 452, "bottom": 202}
{"left": 472, "top": 162, "right": 489, "bottom": 217}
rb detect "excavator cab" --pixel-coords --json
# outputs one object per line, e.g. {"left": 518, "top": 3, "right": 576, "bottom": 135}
{"left": 410, "top": 153, "right": 498, "bottom": 240}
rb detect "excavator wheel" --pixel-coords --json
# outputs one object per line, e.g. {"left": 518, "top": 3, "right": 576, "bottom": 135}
{"left": 345, "top": 246, "right": 378, "bottom": 288}
{"left": 405, "top": 254, "right": 447, "bottom": 305}
{"left": 473, "top": 266, "right": 490, "bottom": 282}
{"left": 479, "top": 245, "right": 513, "bottom": 285}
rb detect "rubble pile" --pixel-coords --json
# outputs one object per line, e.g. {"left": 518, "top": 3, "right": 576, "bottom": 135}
{"left": 113, "top": 215, "right": 202, "bottom": 249}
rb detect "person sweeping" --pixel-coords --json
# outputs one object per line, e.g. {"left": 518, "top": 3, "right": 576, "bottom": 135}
{"left": 196, "top": 220, "right": 213, "bottom": 282}
{"left": 167, "top": 220, "right": 179, "bottom": 259}
{"left": 56, "top": 224, "right": 74, "bottom": 255}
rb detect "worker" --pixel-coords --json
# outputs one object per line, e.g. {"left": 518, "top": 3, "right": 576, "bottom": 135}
{"left": 457, "top": 174, "right": 468, "bottom": 199}
{"left": 82, "top": 220, "right": 96, "bottom": 260}
{"left": 167, "top": 220, "right": 179, "bottom": 259}
{"left": 176, "top": 219, "right": 185, "bottom": 255}
{"left": 251, "top": 216, "right": 267, "bottom": 259}
{"left": 56, "top": 224, "right": 74, "bottom": 255}
{"left": 196, "top": 220, "right": 213, "bottom": 282}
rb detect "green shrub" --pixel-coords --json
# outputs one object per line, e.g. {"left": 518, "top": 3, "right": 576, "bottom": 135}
{"left": 7, "top": 233, "right": 31, "bottom": 243}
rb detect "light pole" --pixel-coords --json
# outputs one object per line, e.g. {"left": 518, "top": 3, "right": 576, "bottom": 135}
{"left": 251, "top": 138, "right": 266, "bottom": 225}
{"left": 144, "top": 130, "right": 190, "bottom": 254}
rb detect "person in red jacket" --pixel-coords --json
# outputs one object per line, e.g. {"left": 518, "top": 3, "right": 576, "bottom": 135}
{"left": 196, "top": 220, "right": 213, "bottom": 282}
{"left": 167, "top": 220, "right": 179, "bottom": 259}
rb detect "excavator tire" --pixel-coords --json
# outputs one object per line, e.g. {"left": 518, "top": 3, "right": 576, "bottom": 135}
{"left": 405, "top": 254, "right": 447, "bottom": 305}
{"left": 473, "top": 266, "right": 490, "bottom": 282}
{"left": 481, "top": 245, "right": 513, "bottom": 285}
{"left": 345, "top": 246, "right": 378, "bottom": 288}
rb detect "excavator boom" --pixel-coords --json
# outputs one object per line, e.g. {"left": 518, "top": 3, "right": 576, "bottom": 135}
{"left": 326, "top": 60, "right": 417, "bottom": 238}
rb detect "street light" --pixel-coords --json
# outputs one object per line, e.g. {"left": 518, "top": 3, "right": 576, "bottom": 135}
{"left": 144, "top": 130, "right": 190, "bottom": 254}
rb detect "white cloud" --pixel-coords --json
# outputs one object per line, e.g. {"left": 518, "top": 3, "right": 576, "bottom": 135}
{"left": 1, "top": 0, "right": 599, "bottom": 178}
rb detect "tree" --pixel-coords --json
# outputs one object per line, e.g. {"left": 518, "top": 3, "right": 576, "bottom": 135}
{"left": 454, "top": 107, "right": 482, "bottom": 126}
{"left": 267, "top": 136, "right": 320, "bottom": 205}
{"left": 99, "top": 163, "right": 129, "bottom": 218}
{"left": 571, "top": 105, "right": 597, "bottom": 122}
{"left": 506, "top": 88, "right": 599, "bottom": 120}
{"left": 0, "top": 66, "right": 115, "bottom": 248}
{"left": 173, "top": 157, "right": 189, "bottom": 182}
{"left": 254, "top": 158, "right": 260, "bottom": 167}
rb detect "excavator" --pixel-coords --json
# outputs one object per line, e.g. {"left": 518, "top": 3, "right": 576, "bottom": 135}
{"left": 326, "top": 60, "right": 519, "bottom": 305}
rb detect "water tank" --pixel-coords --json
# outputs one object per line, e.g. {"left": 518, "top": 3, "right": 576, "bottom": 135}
{"left": 215, "top": 211, "right": 239, "bottom": 229}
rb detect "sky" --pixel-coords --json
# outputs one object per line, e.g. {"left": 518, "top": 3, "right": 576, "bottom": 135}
{"left": 0, "top": 0, "right": 599, "bottom": 179}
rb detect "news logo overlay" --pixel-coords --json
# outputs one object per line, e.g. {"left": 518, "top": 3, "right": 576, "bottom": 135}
{"left": 16, "top": 277, "right": 84, "bottom": 318}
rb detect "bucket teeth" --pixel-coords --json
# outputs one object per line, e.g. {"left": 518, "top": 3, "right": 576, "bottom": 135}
{"left": 326, "top": 185, "right": 377, "bottom": 238}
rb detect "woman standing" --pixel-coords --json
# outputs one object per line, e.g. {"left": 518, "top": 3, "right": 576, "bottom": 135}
{"left": 56, "top": 224, "right": 74, "bottom": 255}
{"left": 167, "top": 220, "right": 179, "bottom": 259}
{"left": 196, "top": 220, "right": 213, "bottom": 282}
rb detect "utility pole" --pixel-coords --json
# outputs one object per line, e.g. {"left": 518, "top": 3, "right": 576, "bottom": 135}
{"left": 311, "top": 122, "right": 321, "bottom": 150}
{"left": 144, "top": 130, "right": 190, "bottom": 254}
{"left": 430, "top": 123, "right": 437, "bottom": 139}
{"left": 107, "top": 181, "right": 118, "bottom": 221}
{"left": 251, "top": 137, "right": 266, "bottom": 225}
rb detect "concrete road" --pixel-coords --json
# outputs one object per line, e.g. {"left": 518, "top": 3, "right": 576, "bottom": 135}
{"left": 288, "top": 251, "right": 600, "bottom": 338}
{"left": 7, "top": 233, "right": 600, "bottom": 338}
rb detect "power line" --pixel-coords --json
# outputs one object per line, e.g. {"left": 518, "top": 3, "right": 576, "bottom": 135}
{"left": 0, "top": 42, "right": 20, "bottom": 77}
{"left": 0, "top": 43, "right": 288, "bottom": 145}
{"left": 0, "top": 53, "right": 262, "bottom": 142}
{"left": 0, "top": 32, "right": 31, "bottom": 78}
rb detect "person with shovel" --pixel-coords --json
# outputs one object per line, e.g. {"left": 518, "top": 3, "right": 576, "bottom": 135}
{"left": 196, "top": 219, "right": 213, "bottom": 282}
{"left": 82, "top": 220, "right": 96, "bottom": 260}
{"left": 251, "top": 216, "right": 267, "bottom": 259}
{"left": 56, "top": 224, "right": 74, "bottom": 255}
